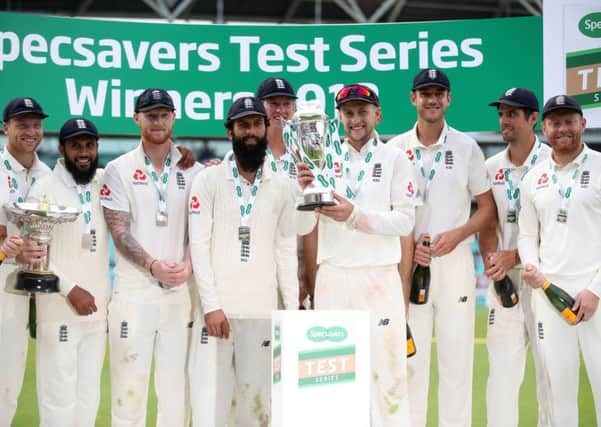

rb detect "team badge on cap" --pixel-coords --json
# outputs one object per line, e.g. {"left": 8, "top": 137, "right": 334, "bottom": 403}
{"left": 505, "top": 88, "right": 517, "bottom": 96}
{"left": 555, "top": 96, "right": 565, "bottom": 105}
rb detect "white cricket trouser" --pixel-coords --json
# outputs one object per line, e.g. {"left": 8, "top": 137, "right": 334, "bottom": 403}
{"left": 36, "top": 320, "right": 106, "bottom": 427}
{"left": 316, "top": 263, "right": 410, "bottom": 427}
{"left": 486, "top": 267, "right": 550, "bottom": 427}
{"left": 408, "top": 242, "right": 475, "bottom": 427}
{"left": 189, "top": 317, "right": 271, "bottom": 427}
{"left": 532, "top": 272, "right": 601, "bottom": 427}
{"left": 0, "top": 291, "right": 29, "bottom": 427}
{"left": 108, "top": 297, "right": 192, "bottom": 427}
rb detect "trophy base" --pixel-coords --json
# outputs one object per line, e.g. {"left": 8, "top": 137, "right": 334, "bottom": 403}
{"left": 15, "top": 271, "right": 59, "bottom": 293}
{"left": 297, "top": 191, "right": 336, "bottom": 211}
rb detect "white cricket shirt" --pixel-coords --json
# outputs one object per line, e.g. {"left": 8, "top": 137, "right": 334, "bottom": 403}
{"left": 518, "top": 145, "right": 601, "bottom": 297}
{"left": 188, "top": 151, "right": 298, "bottom": 318}
{"left": 27, "top": 160, "right": 110, "bottom": 323}
{"left": 388, "top": 122, "right": 490, "bottom": 244}
{"left": 100, "top": 142, "right": 203, "bottom": 303}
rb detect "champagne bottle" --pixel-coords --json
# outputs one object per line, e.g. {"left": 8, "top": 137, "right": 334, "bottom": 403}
{"left": 28, "top": 295, "right": 36, "bottom": 339}
{"left": 406, "top": 324, "right": 416, "bottom": 358}
{"left": 542, "top": 281, "right": 578, "bottom": 325}
{"left": 494, "top": 275, "right": 519, "bottom": 308}
{"left": 410, "top": 236, "right": 431, "bottom": 304}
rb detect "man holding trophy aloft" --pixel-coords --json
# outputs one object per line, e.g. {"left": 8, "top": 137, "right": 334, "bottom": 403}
{"left": 296, "top": 84, "right": 419, "bottom": 427}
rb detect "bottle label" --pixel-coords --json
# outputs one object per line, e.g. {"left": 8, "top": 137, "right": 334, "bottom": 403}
{"left": 560, "top": 308, "right": 577, "bottom": 325}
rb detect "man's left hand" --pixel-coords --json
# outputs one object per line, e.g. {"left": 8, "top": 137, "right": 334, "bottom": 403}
{"left": 316, "top": 192, "right": 353, "bottom": 222}
{"left": 573, "top": 289, "right": 599, "bottom": 322}
{"left": 430, "top": 228, "right": 463, "bottom": 257}
{"left": 176, "top": 146, "right": 196, "bottom": 170}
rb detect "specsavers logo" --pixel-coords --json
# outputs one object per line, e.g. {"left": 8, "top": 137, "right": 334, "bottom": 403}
{"left": 579, "top": 13, "right": 601, "bottom": 38}
{"left": 306, "top": 326, "right": 348, "bottom": 343}
{"left": 132, "top": 169, "right": 148, "bottom": 185}
{"left": 298, "top": 345, "right": 356, "bottom": 388}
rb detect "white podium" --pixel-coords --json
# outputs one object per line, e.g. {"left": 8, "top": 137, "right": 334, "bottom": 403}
{"left": 271, "top": 310, "right": 370, "bottom": 427}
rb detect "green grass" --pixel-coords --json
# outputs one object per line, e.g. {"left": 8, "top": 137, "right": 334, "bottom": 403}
{"left": 13, "top": 309, "right": 597, "bottom": 426}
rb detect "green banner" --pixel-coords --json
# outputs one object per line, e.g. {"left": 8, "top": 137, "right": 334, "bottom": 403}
{"left": 0, "top": 12, "right": 541, "bottom": 136}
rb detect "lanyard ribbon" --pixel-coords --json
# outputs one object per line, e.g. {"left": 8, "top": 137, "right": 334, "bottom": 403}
{"left": 413, "top": 126, "right": 449, "bottom": 199}
{"left": 549, "top": 152, "right": 588, "bottom": 214}
{"left": 1, "top": 149, "right": 36, "bottom": 203}
{"left": 229, "top": 159, "right": 262, "bottom": 227}
{"left": 144, "top": 155, "right": 171, "bottom": 214}
{"left": 75, "top": 183, "right": 93, "bottom": 234}
{"left": 504, "top": 140, "right": 543, "bottom": 212}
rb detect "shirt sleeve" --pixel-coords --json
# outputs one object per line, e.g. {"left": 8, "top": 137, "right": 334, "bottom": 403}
{"left": 468, "top": 140, "right": 491, "bottom": 197}
{"left": 188, "top": 171, "right": 220, "bottom": 314}
{"left": 275, "top": 186, "right": 299, "bottom": 310}
{"left": 345, "top": 150, "right": 418, "bottom": 237}
{"left": 99, "top": 162, "right": 129, "bottom": 212}
{"left": 517, "top": 175, "right": 540, "bottom": 269}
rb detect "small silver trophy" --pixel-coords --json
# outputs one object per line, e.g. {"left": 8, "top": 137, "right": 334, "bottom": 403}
{"left": 286, "top": 100, "right": 336, "bottom": 211}
{"left": 4, "top": 198, "right": 80, "bottom": 293}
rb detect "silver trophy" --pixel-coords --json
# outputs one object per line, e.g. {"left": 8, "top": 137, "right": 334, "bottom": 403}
{"left": 287, "top": 100, "right": 336, "bottom": 211}
{"left": 4, "top": 198, "right": 80, "bottom": 293}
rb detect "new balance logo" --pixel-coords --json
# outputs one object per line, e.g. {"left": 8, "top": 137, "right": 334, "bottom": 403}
{"left": 201, "top": 327, "right": 209, "bottom": 344}
{"left": 176, "top": 171, "right": 186, "bottom": 190}
{"left": 458, "top": 296, "right": 468, "bottom": 303}
{"left": 59, "top": 325, "right": 68, "bottom": 342}
{"left": 488, "top": 308, "right": 495, "bottom": 326}
{"left": 538, "top": 322, "right": 544, "bottom": 340}
{"left": 120, "top": 321, "right": 128, "bottom": 339}
{"left": 378, "top": 318, "right": 390, "bottom": 326}
{"left": 261, "top": 340, "right": 271, "bottom": 347}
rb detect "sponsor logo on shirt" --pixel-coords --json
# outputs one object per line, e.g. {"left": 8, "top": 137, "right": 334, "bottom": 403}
{"left": 494, "top": 168, "right": 505, "bottom": 185}
{"left": 536, "top": 172, "right": 549, "bottom": 189}
{"left": 99, "top": 183, "right": 112, "bottom": 200}
{"left": 132, "top": 169, "right": 148, "bottom": 185}
{"left": 405, "top": 149, "right": 415, "bottom": 162}
{"left": 458, "top": 296, "right": 468, "bottom": 303}
{"left": 378, "top": 318, "right": 390, "bottom": 326}
{"left": 189, "top": 195, "right": 200, "bottom": 214}
{"left": 488, "top": 308, "right": 496, "bottom": 325}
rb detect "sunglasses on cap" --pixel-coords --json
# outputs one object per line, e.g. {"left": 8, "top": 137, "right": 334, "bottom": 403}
{"left": 336, "top": 85, "right": 372, "bottom": 102}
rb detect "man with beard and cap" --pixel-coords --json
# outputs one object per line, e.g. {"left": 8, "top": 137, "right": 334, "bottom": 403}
{"left": 388, "top": 69, "right": 496, "bottom": 427}
{"left": 257, "top": 76, "right": 316, "bottom": 308}
{"left": 296, "top": 84, "right": 418, "bottom": 427}
{"left": 519, "top": 95, "right": 601, "bottom": 426}
{"left": 187, "top": 96, "right": 297, "bottom": 427}
{"left": 478, "top": 88, "right": 551, "bottom": 427}
{"left": 25, "top": 117, "right": 109, "bottom": 427}
{"left": 100, "top": 88, "right": 203, "bottom": 427}
{"left": 0, "top": 96, "right": 51, "bottom": 427}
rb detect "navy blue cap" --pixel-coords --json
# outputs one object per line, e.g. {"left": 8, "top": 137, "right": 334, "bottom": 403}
{"left": 59, "top": 118, "right": 99, "bottom": 143}
{"left": 489, "top": 88, "right": 539, "bottom": 111}
{"left": 335, "top": 84, "right": 380, "bottom": 108}
{"left": 542, "top": 95, "right": 583, "bottom": 118}
{"left": 257, "top": 77, "right": 297, "bottom": 100}
{"left": 226, "top": 97, "right": 267, "bottom": 127}
{"left": 3, "top": 97, "right": 48, "bottom": 121}
{"left": 135, "top": 89, "right": 175, "bottom": 113}
{"left": 412, "top": 68, "right": 451, "bottom": 91}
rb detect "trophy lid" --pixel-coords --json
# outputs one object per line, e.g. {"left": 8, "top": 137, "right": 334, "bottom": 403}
{"left": 4, "top": 201, "right": 80, "bottom": 221}
{"left": 292, "top": 100, "right": 328, "bottom": 122}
